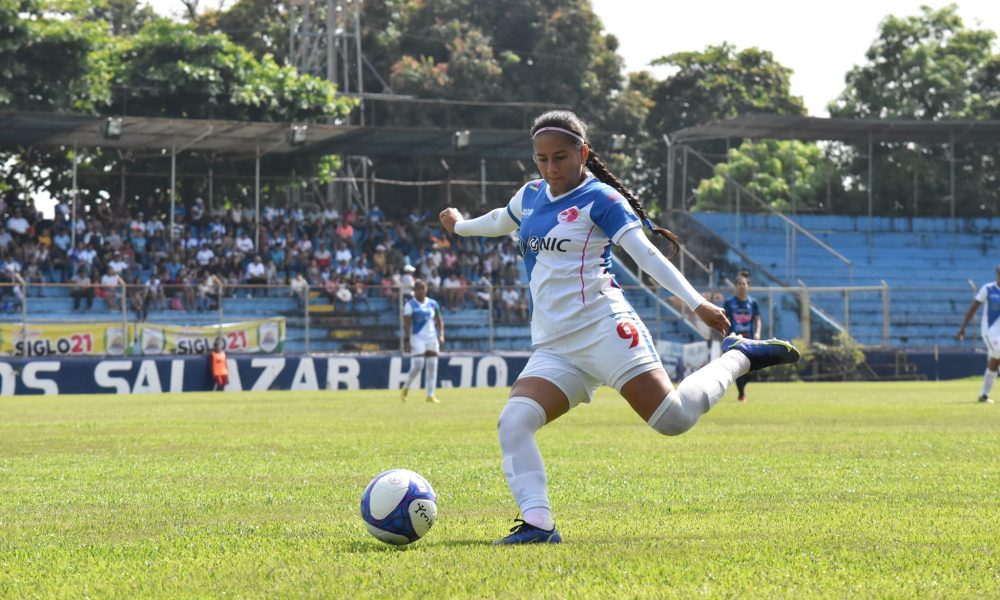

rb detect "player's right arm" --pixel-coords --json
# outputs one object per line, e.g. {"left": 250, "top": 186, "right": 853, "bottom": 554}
{"left": 440, "top": 186, "right": 523, "bottom": 237}
{"left": 957, "top": 300, "right": 982, "bottom": 340}
{"left": 958, "top": 285, "right": 987, "bottom": 339}
{"left": 402, "top": 302, "right": 413, "bottom": 352}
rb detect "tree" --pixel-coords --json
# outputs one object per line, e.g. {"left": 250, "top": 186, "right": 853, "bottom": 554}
{"left": 642, "top": 44, "right": 806, "bottom": 211}
{"left": 829, "top": 5, "right": 1000, "bottom": 216}
{"left": 0, "top": 0, "right": 111, "bottom": 113}
{"left": 193, "top": 0, "right": 290, "bottom": 62}
{"left": 0, "top": 8, "right": 354, "bottom": 214}
{"left": 694, "top": 140, "right": 842, "bottom": 213}
{"left": 351, "top": 0, "right": 640, "bottom": 210}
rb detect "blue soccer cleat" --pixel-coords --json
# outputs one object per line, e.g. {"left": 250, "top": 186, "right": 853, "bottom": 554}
{"left": 722, "top": 333, "right": 800, "bottom": 372}
{"left": 494, "top": 519, "right": 562, "bottom": 545}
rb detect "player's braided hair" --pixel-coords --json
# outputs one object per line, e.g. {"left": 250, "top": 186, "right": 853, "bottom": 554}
{"left": 530, "top": 110, "right": 681, "bottom": 257}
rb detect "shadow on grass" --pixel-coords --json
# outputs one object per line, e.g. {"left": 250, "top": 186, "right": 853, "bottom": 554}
{"left": 345, "top": 538, "right": 493, "bottom": 553}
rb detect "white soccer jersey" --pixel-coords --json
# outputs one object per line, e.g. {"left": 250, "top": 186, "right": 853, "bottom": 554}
{"left": 974, "top": 282, "right": 1000, "bottom": 334}
{"left": 506, "top": 176, "right": 642, "bottom": 345}
{"left": 404, "top": 297, "right": 441, "bottom": 341}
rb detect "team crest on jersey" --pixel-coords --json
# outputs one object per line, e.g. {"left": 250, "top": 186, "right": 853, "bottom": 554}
{"left": 558, "top": 207, "right": 580, "bottom": 223}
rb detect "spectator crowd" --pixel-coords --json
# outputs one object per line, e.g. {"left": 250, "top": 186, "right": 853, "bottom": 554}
{"left": 0, "top": 194, "right": 530, "bottom": 323}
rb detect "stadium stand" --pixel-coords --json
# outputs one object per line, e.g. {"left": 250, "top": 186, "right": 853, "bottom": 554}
{"left": 0, "top": 195, "right": 533, "bottom": 352}
{"left": 691, "top": 212, "right": 1000, "bottom": 348}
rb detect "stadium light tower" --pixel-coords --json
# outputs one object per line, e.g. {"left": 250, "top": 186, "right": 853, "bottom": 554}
{"left": 289, "top": 0, "right": 365, "bottom": 126}
{"left": 289, "top": 0, "right": 372, "bottom": 213}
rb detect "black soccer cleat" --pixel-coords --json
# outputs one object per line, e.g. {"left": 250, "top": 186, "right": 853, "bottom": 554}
{"left": 494, "top": 518, "right": 562, "bottom": 545}
{"left": 722, "top": 333, "right": 800, "bottom": 372}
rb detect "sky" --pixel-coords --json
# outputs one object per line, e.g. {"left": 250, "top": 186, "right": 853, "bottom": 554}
{"left": 589, "top": 0, "right": 1000, "bottom": 116}
{"left": 143, "top": 1, "right": 1000, "bottom": 117}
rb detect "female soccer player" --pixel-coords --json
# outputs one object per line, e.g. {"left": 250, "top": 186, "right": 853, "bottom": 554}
{"left": 439, "top": 110, "right": 800, "bottom": 544}
{"left": 956, "top": 264, "right": 1000, "bottom": 404}
{"left": 401, "top": 279, "right": 445, "bottom": 404}
{"left": 723, "top": 272, "right": 762, "bottom": 401}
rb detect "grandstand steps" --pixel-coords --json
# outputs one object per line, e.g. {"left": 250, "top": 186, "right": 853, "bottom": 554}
{"left": 691, "top": 212, "right": 996, "bottom": 348}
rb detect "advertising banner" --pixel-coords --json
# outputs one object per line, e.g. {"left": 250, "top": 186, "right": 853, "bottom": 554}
{"left": 0, "top": 353, "right": 529, "bottom": 395}
{"left": 0, "top": 322, "right": 132, "bottom": 357}
{"left": 137, "top": 318, "right": 285, "bottom": 355}
{"left": 655, "top": 339, "right": 710, "bottom": 380}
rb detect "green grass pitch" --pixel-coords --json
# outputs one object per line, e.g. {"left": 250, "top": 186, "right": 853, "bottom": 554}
{"left": 1, "top": 380, "right": 998, "bottom": 598}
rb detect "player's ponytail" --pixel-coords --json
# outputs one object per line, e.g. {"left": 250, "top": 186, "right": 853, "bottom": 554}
{"left": 530, "top": 110, "right": 681, "bottom": 258}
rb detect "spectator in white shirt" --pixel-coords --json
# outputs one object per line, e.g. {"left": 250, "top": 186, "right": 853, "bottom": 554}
{"left": 6, "top": 209, "right": 29, "bottom": 236}
{"left": 99, "top": 266, "right": 121, "bottom": 310}
{"left": 130, "top": 213, "right": 147, "bottom": 236}
{"left": 334, "top": 243, "right": 352, "bottom": 264}
{"left": 195, "top": 246, "right": 215, "bottom": 266}
{"left": 502, "top": 287, "right": 528, "bottom": 322}
{"left": 146, "top": 216, "right": 165, "bottom": 235}
{"left": 289, "top": 272, "right": 309, "bottom": 308}
{"left": 108, "top": 254, "right": 129, "bottom": 275}
{"left": 53, "top": 229, "right": 71, "bottom": 253}
{"left": 245, "top": 255, "right": 267, "bottom": 297}
{"left": 235, "top": 234, "right": 254, "bottom": 254}
{"left": 442, "top": 275, "right": 460, "bottom": 311}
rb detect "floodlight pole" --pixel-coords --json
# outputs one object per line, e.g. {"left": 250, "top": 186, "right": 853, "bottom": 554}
{"left": 255, "top": 143, "right": 261, "bottom": 251}
{"left": 949, "top": 129, "right": 956, "bottom": 232}
{"left": 169, "top": 126, "right": 214, "bottom": 244}
{"left": 480, "top": 158, "right": 486, "bottom": 206}
{"left": 170, "top": 144, "right": 177, "bottom": 244}
{"left": 254, "top": 136, "right": 285, "bottom": 252}
{"left": 681, "top": 146, "right": 688, "bottom": 211}
{"left": 70, "top": 143, "right": 78, "bottom": 249}
{"left": 662, "top": 134, "right": 674, "bottom": 212}
{"left": 867, "top": 131, "right": 873, "bottom": 248}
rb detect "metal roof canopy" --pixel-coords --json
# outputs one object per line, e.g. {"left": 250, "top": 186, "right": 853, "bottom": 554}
{"left": 0, "top": 110, "right": 535, "bottom": 249}
{"left": 670, "top": 113, "right": 1000, "bottom": 145}
{"left": 0, "top": 110, "right": 534, "bottom": 159}
{"left": 0, "top": 110, "right": 346, "bottom": 155}
{"left": 664, "top": 113, "right": 1000, "bottom": 247}
{"left": 291, "top": 127, "right": 533, "bottom": 160}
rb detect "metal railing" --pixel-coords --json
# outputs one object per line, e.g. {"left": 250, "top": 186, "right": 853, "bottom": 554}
{"left": 0, "top": 279, "right": 982, "bottom": 355}
{"left": 685, "top": 146, "right": 854, "bottom": 285}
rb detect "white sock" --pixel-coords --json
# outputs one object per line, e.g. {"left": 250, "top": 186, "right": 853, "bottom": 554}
{"left": 498, "top": 396, "right": 554, "bottom": 530}
{"left": 982, "top": 369, "right": 997, "bottom": 397}
{"left": 648, "top": 351, "right": 749, "bottom": 436}
{"left": 403, "top": 356, "right": 425, "bottom": 389}
{"left": 425, "top": 356, "right": 438, "bottom": 396}
{"left": 523, "top": 507, "right": 554, "bottom": 531}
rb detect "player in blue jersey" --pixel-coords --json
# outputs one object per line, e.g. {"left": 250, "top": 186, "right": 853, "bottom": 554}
{"left": 438, "top": 110, "right": 800, "bottom": 544}
{"left": 401, "top": 279, "right": 445, "bottom": 404}
{"left": 956, "top": 264, "right": 1000, "bottom": 404}
{"left": 723, "top": 273, "right": 762, "bottom": 401}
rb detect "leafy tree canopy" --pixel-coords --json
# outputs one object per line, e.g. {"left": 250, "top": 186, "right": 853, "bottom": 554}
{"left": 829, "top": 4, "right": 999, "bottom": 120}
{"left": 694, "top": 140, "right": 841, "bottom": 213}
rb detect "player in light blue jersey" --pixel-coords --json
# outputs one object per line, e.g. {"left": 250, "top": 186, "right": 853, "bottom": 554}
{"left": 957, "top": 264, "right": 1000, "bottom": 404}
{"left": 401, "top": 279, "right": 445, "bottom": 403}
{"left": 439, "top": 110, "right": 800, "bottom": 544}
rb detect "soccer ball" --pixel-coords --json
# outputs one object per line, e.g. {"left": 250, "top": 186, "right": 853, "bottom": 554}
{"left": 360, "top": 469, "right": 437, "bottom": 546}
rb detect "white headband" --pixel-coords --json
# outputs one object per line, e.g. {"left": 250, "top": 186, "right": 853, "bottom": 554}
{"left": 532, "top": 126, "right": 586, "bottom": 144}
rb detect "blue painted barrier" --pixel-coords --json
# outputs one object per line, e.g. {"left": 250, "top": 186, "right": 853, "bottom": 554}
{"left": 0, "top": 354, "right": 530, "bottom": 396}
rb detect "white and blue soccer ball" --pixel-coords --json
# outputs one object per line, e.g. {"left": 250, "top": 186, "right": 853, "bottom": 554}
{"left": 360, "top": 469, "right": 437, "bottom": 546}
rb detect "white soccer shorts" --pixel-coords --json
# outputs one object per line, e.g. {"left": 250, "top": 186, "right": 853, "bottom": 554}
{"left": 517, "top": 311, "right": 663, "bottom": 408}
{"left": 410, "top": 335, "right": 440, "bottom": 355}
{"left": 983, "top": 322, "right": 1000, "bottom": 359}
